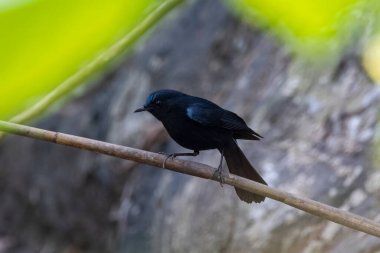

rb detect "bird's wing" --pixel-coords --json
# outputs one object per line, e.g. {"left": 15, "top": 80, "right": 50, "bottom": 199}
{"left": 219, "top": 110, "right": 250, "bottom": 130}
{"left": 186, "top": 103, "right": 247, "bottom": 131}
{"left": 186, "top": 103, "right": 221, "bottom": 125}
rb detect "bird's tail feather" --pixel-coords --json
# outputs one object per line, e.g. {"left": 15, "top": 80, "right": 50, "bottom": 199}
{"left": 224, "top": 140, "right": 267, "bottom": 203}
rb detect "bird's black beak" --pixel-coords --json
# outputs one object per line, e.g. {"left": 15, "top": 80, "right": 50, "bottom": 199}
{"left": 134, "top": 107, "right": 147, "bottom": 113}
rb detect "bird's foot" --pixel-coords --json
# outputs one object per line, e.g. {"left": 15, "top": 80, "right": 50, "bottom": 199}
{"left": 161, "top": 153, "right": 176, "bottom": 168}
{"left": 213, "top": 167, "right": 226, "bottom": 187}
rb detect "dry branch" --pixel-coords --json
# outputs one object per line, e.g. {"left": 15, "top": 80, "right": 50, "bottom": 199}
{"left": 0, "top": 120, "right": 379, "bottom": 237}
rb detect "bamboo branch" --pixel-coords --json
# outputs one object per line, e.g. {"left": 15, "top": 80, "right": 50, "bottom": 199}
{"left": 1, "top": 0, "right": 184, "bottom": 130}
{"left": 0, "top": 119, "right": 379, "bottom": 237}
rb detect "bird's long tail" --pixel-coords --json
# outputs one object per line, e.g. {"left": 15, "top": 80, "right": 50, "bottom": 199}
{"left": 223, "top": 140, "right": 267, "bottom": 203}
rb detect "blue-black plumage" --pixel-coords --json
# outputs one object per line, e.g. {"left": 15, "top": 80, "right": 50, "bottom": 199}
{"left": 135, "top": 89, "right": 266, "bottom": 203}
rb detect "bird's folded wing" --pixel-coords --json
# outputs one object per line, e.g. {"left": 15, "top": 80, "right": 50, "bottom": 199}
{"left": 186, "top": 103, "right": 248, "bottom": 131}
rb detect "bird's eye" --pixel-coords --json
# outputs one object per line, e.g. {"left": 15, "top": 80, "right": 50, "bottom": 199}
{"left": 155, "top": 100, "right": 162, "bottom": 106}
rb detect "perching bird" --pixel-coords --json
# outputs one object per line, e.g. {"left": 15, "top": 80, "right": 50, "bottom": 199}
{"left": 134, "top": 89, "right": 266, "bottom": 203}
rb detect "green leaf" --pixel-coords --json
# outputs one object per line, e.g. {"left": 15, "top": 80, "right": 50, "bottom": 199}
{"left": 229, "top": 0, "right": 372, "bottom": 58}
{"left": 0, "top": 0, "right": 166, "bottom": 119}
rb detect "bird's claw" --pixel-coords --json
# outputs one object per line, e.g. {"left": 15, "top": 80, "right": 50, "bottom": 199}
{"left": 162, "top": 153, "right": 176, "bottom": 168}
{"left": 213, "top": 168, "right": 225, "bottom": 187}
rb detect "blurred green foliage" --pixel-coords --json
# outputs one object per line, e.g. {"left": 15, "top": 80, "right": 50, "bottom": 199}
{"left": 0, "top": 0, "right": 161, "bottom": 119}
{"left": 2, "top": 0, "right": 378, "bottom": 121}
{"left": 229, "top": 0, "right": 374, "bottom": 57}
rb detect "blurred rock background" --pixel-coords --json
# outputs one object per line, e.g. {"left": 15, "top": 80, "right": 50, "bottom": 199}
{"left": 1, "top": 0, "right": 380, "bottom": 252}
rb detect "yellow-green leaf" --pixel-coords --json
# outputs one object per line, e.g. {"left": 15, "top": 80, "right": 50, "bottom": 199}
{"left": 0, "top": 0, "right": 163, "bottom": 119}
{"left": 229, "top": 0, "right": 370, "bottom": 58}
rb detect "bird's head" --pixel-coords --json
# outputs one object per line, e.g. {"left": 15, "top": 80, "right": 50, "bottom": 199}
{"left": 134, "top": 89, "right": 185, "bottom": 118}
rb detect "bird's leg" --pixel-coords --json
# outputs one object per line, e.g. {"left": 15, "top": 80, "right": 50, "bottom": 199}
{"left": 161, "top": 150, "right": 200, "bottom": 168}
{"left": 213, "top": 150, "right": 226, "bottom": 187}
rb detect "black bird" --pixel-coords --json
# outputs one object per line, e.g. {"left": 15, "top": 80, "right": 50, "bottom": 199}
{"left": 135, "top": 89, "right": 267, "bottom": 203}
